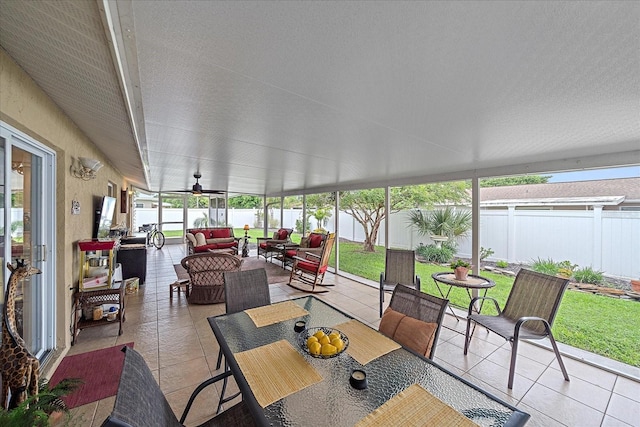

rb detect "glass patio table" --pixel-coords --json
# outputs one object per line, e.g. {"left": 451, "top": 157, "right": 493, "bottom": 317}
{"left": 208, "top": 296, "right": 529, "bottom": 427}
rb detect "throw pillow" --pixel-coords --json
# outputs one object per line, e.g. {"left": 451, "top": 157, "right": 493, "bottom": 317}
{"left": 277, "top": 228, "right": 289, "bottom": 240}
{"left": 378, "top": 307, "right": 406, "bottom": 339}
{"left": 309, "top": 233, "right": 324, "bottom": 248}
{"left": 299, "top": 237, "right": 310, "bottom": 248}
{"left": 185, "top": 233, "right": 197, "bottom": 246}
{"left": 194, "top": 232, "right": 207, "bottom": 247}
{"left": 393, "top": 317, "right": 437, "bottom": 357}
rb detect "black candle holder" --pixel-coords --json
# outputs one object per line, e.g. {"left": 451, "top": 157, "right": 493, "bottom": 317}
{"left": 294, "top": 320, "right": 306, "bottom": 332}
{"left": 349, "top": 369, "right": 367, "bottom": 389}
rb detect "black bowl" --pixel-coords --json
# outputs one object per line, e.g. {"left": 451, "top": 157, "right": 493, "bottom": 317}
{"left": 297, "top": 326, "right": 349, "bottom": 359}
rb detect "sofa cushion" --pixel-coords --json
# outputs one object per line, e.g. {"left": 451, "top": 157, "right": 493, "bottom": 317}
{"left": 194, "top": 232, "right": 207, "bottom": 247}
{"left": 276, "top": 228, "right": 289, "bottom": 240}
{"left": 211, "top": 228, "right": 231, "bottom": 238}
{"left": 206, "top": 237, "right": 235, "bottom": 245}
{"left": 189, "top": 229, "right": 209, "bottom": 238}
{"left": 299, "top": 237, "right": 310, "bottom": 248}
{"left": 185, "top": 233, "right": 197, "bottom": 246}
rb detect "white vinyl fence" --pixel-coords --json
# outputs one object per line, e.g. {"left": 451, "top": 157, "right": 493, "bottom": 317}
{"left": 133, "top": 207, "right": 639, "bottom": 280}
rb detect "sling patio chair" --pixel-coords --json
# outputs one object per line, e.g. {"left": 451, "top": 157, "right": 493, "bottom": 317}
{"left": 464, "top": 268, "right": 570, "bottom": 389}
{"left": 379, "top": 284, "right": 448, "bottom": 359}
{"left": 214, "top": 268, "right": 272, "bottom": 413}
{"left": 379, "top": 248, "right": 421, "bottom": 317}
{"left": 102, "top": 346, "right": 256, "bottom": 427}
{"left": 256, "top": 228, "right": 293, "bottom": 263}
{"left": 287, "top": 233, "right": 335, "bottom": 293}
{"left": 181, "top": 252, "right": 243, "bottom": 304}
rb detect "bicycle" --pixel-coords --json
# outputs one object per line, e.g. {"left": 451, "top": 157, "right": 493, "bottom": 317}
{"left": 139, "top": 223, "right": 165, "bottom": 249}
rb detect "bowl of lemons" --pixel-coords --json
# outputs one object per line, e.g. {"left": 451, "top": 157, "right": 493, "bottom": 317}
{"left": 298, "top": 326, "right": 349, "bottom": 358}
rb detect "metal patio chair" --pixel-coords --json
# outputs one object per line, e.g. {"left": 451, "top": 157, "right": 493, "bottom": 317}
{"left": 380, "top": 284, "right": 448, "bottom": 359}
{"left": 102, "top": 346, "right": 255, "bottom": 427}
{"left": 464, "top": 268, "right": 570, "bottom": 389}
{"left": 379, "top": 249, "right": 421, "bottom": 317}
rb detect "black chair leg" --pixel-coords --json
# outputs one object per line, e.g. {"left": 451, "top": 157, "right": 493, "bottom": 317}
{"left": 217, "top": 360, "right": 241, "bottom": 414}
{"left": 216, "top": 348, "right": 223, "bottom": 370}
{"left": 463, "top": 319, "right": 474, "bottom": 355}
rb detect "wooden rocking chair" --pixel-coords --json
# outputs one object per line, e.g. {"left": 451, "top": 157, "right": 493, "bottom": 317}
{"left": 287, "top": 233, "right": 335, "bottom": 293}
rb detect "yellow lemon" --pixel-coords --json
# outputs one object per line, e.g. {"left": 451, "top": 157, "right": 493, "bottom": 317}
{"left": 321, "top": 343, "right": 337, "bottom": 356}
{"left": 307, "top": 336, "right": 318, "bottom": 347}
{"left": 319, "top": 335, "right": 331, "bottom": 345}
{"left": 313, "top": 330, "right": 326, "bottom": 340}
{"left": 330, "top": 337, "right": 344, "bottom": 351}
{"left": 308, "top": 341, "right": 322, "bottom": 355}
{"left": 328, "top": 331, "right": 340, "bottom": 340}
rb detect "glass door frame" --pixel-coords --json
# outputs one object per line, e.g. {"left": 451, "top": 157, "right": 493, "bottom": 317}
{"left": 0, "top": 122, "right": 56, "bottom": 359}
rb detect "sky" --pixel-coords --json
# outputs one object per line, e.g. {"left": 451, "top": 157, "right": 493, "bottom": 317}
{"left": 547, "top": 165, "right": 640, "bottom": 183}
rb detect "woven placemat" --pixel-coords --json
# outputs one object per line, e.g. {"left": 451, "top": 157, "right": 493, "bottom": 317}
{"left": 235, "top": 339, "right": 323, "bottom": 407}
{"left": 355, "top": 383, "right": 479, "bottom": 427}
{"left": 245, "top": 300, "right": 309, "bottom": 327}
{"left": 333, "top": 319, "right": 400, "bottom": 365}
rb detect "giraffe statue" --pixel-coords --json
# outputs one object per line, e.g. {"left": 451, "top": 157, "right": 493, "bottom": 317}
{"left": 1, "top": 259, "right": 42, "bottom": 410}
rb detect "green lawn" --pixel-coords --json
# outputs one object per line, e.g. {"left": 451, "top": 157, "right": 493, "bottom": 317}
{"left": 334, "top": 241, "right": 640, "bottom": 367}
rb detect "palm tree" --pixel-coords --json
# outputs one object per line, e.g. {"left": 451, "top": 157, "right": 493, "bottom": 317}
{"left": 193, "top": 213, "right": 209, "bottom": 228}
{"left": 407, "top": 206, "right": 472, "bottom": 246}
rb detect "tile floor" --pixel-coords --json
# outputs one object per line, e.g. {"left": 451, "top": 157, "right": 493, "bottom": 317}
{"left": 66, "top": 244, "right": 640, "bottom": 426}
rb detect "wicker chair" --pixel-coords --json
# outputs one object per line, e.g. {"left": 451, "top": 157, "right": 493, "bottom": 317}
{"left": 181, "top": 252, "right": 243, "bottom": 304}
{"left": 256, "top": 228, "right": 293, "bottom": 262}
{"left": 287, "top": 233, "right": 335, "bottom": 293}
{"left": 214, "top": 268, "right": 272, "bottom": 413}
{"left": 379, "top": 249, "right": 421, "bottom": 317}
{"left": 464, "top": 269, "right": 570, "bottom": 389}
{"left": 102, "top": 346, "right": 256, "bottom": 427}
{"left": 381, "top": 284, "right": 448, "bottom": 359}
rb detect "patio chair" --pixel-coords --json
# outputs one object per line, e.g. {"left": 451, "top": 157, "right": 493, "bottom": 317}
{"left": 181, "top": 252, "right": 243, "bottom": 304}
{"left": 287, "top": 233, "right": 335, "bottom": 293}
{"left": 214, "top": 268, "right": 272, "bottom": 413}
{"left": 281, "top": 232, "right": 328, "bottom": 269}
{"left": 256, "top": 228, "right": 293, "bottom": 263}
{"left": 379, "top": 284, "right": 448, "bottom": 359}
{"left": 102, "top": 346, "right": 256, "bottom": 427}
{"left": 379, "top": 249, "right": 421, "bottom": 317}
{"left": 464, "top": 268, "right": 570, "bottom": 389}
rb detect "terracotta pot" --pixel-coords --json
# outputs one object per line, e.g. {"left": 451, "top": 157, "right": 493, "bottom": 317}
{"left": 454, "top": 266, "right": 469, "bottom": 281}
{"left": 631, "top": 280, "right": 640, "bottom": 293}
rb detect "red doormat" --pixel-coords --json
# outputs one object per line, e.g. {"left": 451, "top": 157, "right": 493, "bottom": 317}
{"left": 49, "top": 342, "right": 133, "bottom": 408}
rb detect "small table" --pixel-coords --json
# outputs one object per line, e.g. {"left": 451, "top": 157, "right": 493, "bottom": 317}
{"left": 431, "top": 272, "right": 495, "bottom": 320}
{"left": 72, "top": 283, "right": 126, "bottom": 345}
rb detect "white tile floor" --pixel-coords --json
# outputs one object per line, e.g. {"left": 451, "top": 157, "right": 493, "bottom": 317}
{"left": 67, "top": 244, "right": 640, "bottom": 426}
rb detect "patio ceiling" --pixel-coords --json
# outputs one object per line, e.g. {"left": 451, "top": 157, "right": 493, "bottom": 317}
{"left": 0, "top": 1, "right": 638, "bottom": 196}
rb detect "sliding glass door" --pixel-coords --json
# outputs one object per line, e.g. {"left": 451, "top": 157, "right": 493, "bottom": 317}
{"left": 0, "top": 122, "right": 56, "bottom": 359}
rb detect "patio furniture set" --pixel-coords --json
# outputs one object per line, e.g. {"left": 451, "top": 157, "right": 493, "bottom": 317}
{"left": 106, "top": 239, "right": 570, "bottom": 425}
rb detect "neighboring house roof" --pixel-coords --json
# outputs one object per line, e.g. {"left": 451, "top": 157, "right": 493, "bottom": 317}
{"left": 479, "top": 177, "right": 640, "bottom": 207}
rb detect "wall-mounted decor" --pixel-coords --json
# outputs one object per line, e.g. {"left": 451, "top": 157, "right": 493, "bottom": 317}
{"left": 71, "top": 200, "right": 80, "bottom": 215}
{"left": 120, "top": 189, "right": 128, "bottom": 214}
{"left": 71, "top": 157, "right": 103, "bottom": 180}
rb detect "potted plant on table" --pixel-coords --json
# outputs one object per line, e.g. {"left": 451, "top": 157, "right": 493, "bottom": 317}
{"left": 450, "top": 259, "right": 472, "bottom": 281}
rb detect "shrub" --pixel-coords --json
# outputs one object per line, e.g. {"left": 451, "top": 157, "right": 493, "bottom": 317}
{"left": 574, "top": 267, "right": 604, "bottom": 285}
{"left": 557, "top": 260, "right": 578, "bottom": 279}
{"left": 530, "top": 257, "right": 559, "bottom": 276}
{"left": 496, "top": 260, "right": 509, "bottom": 268}
{"left": 480, "top": 247, "right": 494, "bottom": 261}
{"left": 416, "top": 243, "right": 455, "bottom": 264}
